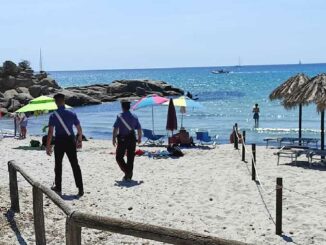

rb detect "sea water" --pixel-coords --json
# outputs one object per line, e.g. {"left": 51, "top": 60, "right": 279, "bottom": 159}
{"left": 1, "top": 63, "right": 326, "bottom": 145}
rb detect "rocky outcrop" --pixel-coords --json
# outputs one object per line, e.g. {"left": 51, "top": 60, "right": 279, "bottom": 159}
{"left": 65, "top": 79, "right": 184, "bottom": 102}
{"left": 56, "top": 90, "right": 101, "bottom": 106}
{"left": 0, "top": 69, "right": 61, "bottom": 113}
{"left": 0, "top": 60, "right": 184, "bottom": 113}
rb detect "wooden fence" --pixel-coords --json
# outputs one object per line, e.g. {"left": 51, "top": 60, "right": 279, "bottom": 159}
{"left": 7, "top": 160, "right": 248, "bottom": 245}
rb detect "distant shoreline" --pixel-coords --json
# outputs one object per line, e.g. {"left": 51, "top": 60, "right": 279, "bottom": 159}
{"left": 49, "top": 62, "right": 326, "bottom": 73}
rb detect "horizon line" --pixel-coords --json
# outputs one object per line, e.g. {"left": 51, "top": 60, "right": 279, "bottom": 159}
{"left": 48, "top": 62, "right": 326, "bottom": 73}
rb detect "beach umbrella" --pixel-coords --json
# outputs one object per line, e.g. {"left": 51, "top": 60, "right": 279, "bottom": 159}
{"left": 166, "top": 98, "right": 177, "bottom": 133}
{"left": 284, "top": 73, "right": 326, "bottom": 150}
{"left": 163, "top": 96, "right": 203, "bottom": 127}
{"left": 16, "top": 95, "right": 72, "bottom": 113}
{"left": 132, "top": 94, "right": 168, "bottom": 132}
{"left": 269, "top": 73, "right": 310, "bottom": 143}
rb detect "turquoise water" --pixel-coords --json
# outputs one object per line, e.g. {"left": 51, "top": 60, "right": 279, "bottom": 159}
{"left": 1, "top": 64, "right": 326, "bottom": 145}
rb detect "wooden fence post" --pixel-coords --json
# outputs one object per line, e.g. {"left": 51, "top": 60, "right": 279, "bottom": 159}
{"left": 276, "top": 177, "right": 283, "bottom": 235}
{"left": 33, "top": 186, "right": 46, "bottom": 245}
{"left": 251, "top": 144, "right": 256, "bottom": 181}
{"left": 66, "top": 217, "right": 81, "bottom": 245}
{"left": 234, "top": 124, "right": 239, "bottom": 150}
{"left": 242, "top": 131, "right": 246, "bottom": 161}
{"left": 8, "top": 163, "right": 20, "bottom": 212}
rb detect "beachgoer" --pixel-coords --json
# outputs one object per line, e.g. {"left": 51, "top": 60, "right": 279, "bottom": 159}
{"left": 14, "top": 114, "right": 21, "bottom": 138}
{"left": 46, "top": 93, "right": 84, "bottom": 196}
{"left": 253, "top": 104, "right": 260, "bottom": 127}
{"left": 112, "top": 101, "right": 142, "bottom": 181}
{"left": 20, "top": 113, "right": 28, "bottom": 139}
{"left": 230, "top": 123, "right": 242, "bottom": 144}
{"left": 186, "top": 91, "right": 193, "bottom": 99}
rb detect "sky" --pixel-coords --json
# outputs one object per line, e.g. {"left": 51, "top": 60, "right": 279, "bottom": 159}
{"left": 0, "top": 0, "right": 325, "bottom": 71}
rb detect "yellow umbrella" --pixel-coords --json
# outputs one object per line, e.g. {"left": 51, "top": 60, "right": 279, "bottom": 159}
{"left": 163, "top": 96, "right": 203, "bottom": 127}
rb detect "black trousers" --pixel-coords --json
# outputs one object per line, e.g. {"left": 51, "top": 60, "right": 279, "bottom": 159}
{"left": 54, "top": 137, "right": 83, "bottom": 191}
{"left": 116, "top": 135, "right": 136, "bottom": 179}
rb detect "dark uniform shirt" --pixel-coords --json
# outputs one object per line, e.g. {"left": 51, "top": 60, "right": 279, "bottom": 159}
{"left": 113, "top": 111, "right": 141, "bottom": 136}
{"left": 49, "top": 105, "right": 80, "bottom": 138}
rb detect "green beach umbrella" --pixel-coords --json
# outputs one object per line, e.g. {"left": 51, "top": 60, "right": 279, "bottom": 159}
{"left": 16, "top": 95, "right": 72, "bottom": 113}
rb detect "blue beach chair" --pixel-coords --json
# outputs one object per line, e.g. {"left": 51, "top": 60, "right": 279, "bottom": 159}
{"left": 196, "top": 131, "right": 218, "bottom": 147}
{"left": 142, "top": 129, "right": 165, "bottom": 146}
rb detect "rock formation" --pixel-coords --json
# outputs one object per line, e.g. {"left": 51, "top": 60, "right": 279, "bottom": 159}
{"left": 0, "top": 60, "right": 184, "bottom": 113}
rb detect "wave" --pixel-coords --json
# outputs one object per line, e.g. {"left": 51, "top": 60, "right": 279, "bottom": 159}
{"left": 253, "top": 127, "right": 321, "bottom": 133}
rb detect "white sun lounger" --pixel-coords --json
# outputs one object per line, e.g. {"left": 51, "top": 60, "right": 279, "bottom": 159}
{"left": 274, "top": 145, "right": 310, "bottom": 165}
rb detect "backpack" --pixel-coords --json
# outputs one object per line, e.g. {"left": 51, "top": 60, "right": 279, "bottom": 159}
{"left": 30, "top": 140, "right": 41, "bottom": 148}
{"left": 167, "top": 145, "right": 184, "bottom": 157}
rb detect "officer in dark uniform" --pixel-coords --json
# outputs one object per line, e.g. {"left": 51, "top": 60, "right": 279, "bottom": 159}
{"left": 113, "top": 101, "right": 142, "bottom": 181}
{"left": 46, "top": 93, "right": 84, "bottom": 196}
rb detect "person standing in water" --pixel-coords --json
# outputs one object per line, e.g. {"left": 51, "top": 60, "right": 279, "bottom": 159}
{"left": 252, "top": 104, "right": 260, "bottom": 128}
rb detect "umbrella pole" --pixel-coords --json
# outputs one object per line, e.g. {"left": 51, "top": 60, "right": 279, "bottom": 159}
{"left": 152, "top": 106, "right": 154, "bottom": 133}
{"left": 321, "top": 111, "right": 325, "bottom": 156}
{"left": 299, "top": 104, "right": 302, "bottom": 145}
{"left": 181, "top": 113, "right": 183, "bottom": 128}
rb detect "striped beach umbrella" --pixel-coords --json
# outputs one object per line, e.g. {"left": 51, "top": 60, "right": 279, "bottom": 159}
{"left": 170, "top": 96, "right": 203, "bottom": 109}
{"left": 164, "top": 96, "right": 203, "bottom": 127}
{"left": 132, "top": 94, "right": 168, "bottom": 132}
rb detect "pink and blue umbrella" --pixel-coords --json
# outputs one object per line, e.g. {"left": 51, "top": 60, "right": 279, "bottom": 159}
{"left": 132, "top": 94, "right": 168, "bottom": 132}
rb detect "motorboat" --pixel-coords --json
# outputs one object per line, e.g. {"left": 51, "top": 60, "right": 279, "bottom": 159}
{"left": 211, "top": 69, "right": 230, "bottom": 74}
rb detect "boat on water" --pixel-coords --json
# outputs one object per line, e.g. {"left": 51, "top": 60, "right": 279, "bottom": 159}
{"left": 211, "top": 69, "right": 230, "bottom": 74}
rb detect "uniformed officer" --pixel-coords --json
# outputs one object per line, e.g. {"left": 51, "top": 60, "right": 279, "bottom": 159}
{"left": 113, "top": 101, "right": 142, "bottom": 181}
{"left": 46, "top": 93, "right": 84, "bottom": 196}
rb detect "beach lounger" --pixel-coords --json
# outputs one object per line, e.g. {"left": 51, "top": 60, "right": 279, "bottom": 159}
{"left": 274, "top": 145, "right": 310, "bottom": 165}
{"left": 306, "top": 149, "right": 326, "bottom": 164}
{"left": 196, "top": 131, "right": 218, "bottom": 147}
{"left": 265, "top": 137, "right": 319, "bottom": 148}
{"left": 264, "top": 137, "right": 278, "bottom": 148}
{"left": 301, "top": 138, "right": 319, "bottom": 148}
{"left": 142, "top": 129, "right": 165, "bottom": 146}
{"left": 278, "top": 137, "right": 298, "bottom": 147}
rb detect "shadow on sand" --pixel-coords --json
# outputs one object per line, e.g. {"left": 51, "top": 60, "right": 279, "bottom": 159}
{"left": 4, "top": 209, "right": 27, "bottom": 245}
{"left": 114, "top": 180, "right": 144, "bottom": 188}
{"left": 61, "top": 194, "right": 81, "bottom": 201}
{"left": 284, "top": 161, "right": 326, "bottom": 171}
{"left": 12, "top": 146, "right": 43, "bottom": 151}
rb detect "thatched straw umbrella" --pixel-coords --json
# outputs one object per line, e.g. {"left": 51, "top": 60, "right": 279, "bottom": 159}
{"left": 284, "top": 73, "right": 326, "bottom": 150}
{"left": 269, "top": 73, "right": 310, "bottom": 143}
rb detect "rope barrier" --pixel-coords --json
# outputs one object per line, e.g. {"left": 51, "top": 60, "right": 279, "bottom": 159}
{"left": 0, "top": 167, "right": 8, "bottom": 173}
{"left": 283, "top": 187, "right": 326, "bottom": 206}
{"left": 233, "top": 127, "right": 276, "bottom": 225}
{"left": 233, "top": 123, "right": 326, "bottom": 237}
{"left": 234, "top": 128, "right": 272, "bottom": 194}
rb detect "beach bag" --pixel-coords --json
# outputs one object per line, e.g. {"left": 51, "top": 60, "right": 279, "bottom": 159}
{"left": 30, "top": 140, "right": 41, "bottom": 147}
{"left": 167, "top": 145, "right": 184, "bottom": 157}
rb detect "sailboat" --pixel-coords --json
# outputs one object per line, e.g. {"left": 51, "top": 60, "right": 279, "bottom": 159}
{"left": 235, "top": 56, "right": 242, "bottom": 67}
{"left": 39, "top": 48, "right": 44, "bottom": 73}
{"left": 299, "top": 59, "right": 302, "bottom": 65}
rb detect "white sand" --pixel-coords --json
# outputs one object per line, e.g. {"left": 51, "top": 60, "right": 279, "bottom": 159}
{"left": 1, "top": 136, "right": 326, "bottom": 244}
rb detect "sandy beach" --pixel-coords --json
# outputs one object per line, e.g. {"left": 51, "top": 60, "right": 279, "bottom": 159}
{"left": 1, "top": 136, "right": 326, "bottom": 244}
